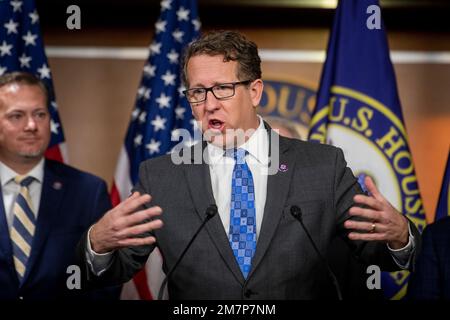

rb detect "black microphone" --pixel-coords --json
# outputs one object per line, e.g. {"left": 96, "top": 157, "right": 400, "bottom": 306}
{"left": 290, "top": 205, "right": 343, "bottom": 300}
{"left": 157, "top": 204, "right": 218, "bottom": 300}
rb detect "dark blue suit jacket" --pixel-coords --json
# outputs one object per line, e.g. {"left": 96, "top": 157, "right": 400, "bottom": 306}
{"left": 407, "top": 216, "right": 450, "bottom": 299}
{"left": 0, "top": 159, "right": 120, "bottom": 299}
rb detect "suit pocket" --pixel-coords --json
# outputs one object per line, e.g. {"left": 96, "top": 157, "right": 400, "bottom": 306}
{"left": 283, "top": 200, "right": 325, "bottom": 220}
{"left": 296, "top": 200, "right": 325, "bottom": 216}
{"left": 282, "top": 200, "right": 329, "bottom": 245}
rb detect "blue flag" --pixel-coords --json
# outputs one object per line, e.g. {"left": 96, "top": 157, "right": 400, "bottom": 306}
{"left": 435, "top": 150, "right": 450, "bottom": 221}
{"left": 308, "top": 0, "right": 426, "bottom": 299}
{"left": 111, "top": 0, "right": 201, "bottom": 300}
{"left": 0, "top": 0, "right": 67, "bottom": 162}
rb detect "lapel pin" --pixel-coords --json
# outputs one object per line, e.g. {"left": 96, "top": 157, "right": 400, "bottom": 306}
{"left": 279, "top": 164, "right": 288, "bottom": 172}
{"left": 52, "top": 181, "right": 63, "bottom": 190}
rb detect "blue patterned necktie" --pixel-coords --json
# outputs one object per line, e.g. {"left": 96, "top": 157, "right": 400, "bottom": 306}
{"left": 10, "top": 176, "right": 36, "bottom": 283}
{"left": 228, "top": 148, "right": 256, "bottom": 279}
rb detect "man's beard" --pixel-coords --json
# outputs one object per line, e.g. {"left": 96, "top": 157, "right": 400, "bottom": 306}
{"left": 18, "top": 147, "right": 45, "bottom": 159}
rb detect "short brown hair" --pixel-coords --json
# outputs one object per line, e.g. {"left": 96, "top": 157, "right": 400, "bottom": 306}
{"left": 182, "top": 30, "right": 262, "bottom": 87}
{"left": 0, "top": 71, "right": 49, "bottom": 104}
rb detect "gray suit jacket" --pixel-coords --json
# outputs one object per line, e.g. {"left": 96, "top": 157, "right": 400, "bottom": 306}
{"left": 77, "top": 127, "right": 420, "bottom": 300}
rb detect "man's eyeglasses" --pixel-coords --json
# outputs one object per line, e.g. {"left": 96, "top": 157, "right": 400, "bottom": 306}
{"left": 183, "top": 80, "right": 252, "bottom": 104}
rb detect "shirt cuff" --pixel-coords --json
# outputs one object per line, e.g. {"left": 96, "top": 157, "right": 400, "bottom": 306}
{"left": 85, "top": 225, "right": 114, "bottom": 276}
{"left": 387, "top": 222, "right": 415, "bottom": 269}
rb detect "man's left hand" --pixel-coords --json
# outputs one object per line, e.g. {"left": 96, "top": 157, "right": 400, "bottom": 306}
{"left": 344, "top": 176, "right": 409, "bottom": 249}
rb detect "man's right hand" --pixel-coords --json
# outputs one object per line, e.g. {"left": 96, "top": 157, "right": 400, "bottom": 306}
{"left": 90, "top": 192, "right": 163, "bottom": 253}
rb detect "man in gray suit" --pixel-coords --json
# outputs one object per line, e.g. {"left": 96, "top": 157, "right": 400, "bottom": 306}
{"left": 78, "top": 30, "right": 419, "bottom": 299}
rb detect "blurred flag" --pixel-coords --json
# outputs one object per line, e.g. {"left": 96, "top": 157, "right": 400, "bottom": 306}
{"left": 435, "top": 150, "right": 450, "bottom": 221}
{"left": 308, "top": 0, "right": 426, "bottom": 299}
{"left": 111, "top": 0, "right": 201, "bottom": 300}
{"left": 0, "top": 0, "right": 67, "bottom": 162}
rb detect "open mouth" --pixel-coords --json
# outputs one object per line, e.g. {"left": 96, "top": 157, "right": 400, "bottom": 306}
{"left": 208, "top": 119, "right": 225, "bottom": 131}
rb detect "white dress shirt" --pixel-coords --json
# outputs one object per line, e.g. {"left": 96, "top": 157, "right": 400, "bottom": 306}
{"left": 0, "top": 159, "right": 44, "bottom": 229}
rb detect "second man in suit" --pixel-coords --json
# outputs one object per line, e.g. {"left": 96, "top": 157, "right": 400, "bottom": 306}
{"left": 0, "top": 71, "right": 120, "bottom": 299}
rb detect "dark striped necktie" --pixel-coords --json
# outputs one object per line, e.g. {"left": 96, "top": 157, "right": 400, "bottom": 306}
{"left": 10, "top": 176, "right": 36, "bottom": 283}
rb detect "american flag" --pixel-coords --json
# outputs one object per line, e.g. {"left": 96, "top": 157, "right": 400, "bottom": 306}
{"left": 0, "top": 0, "right": 67, "bottom": 162}
{"left": 111, "top": 0, "right": 201, "bottom": 300}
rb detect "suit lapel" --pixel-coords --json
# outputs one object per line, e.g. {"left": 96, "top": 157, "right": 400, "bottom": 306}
{"left": 22, "top": 161, "right": 65, "bottom": 284}
{"left": 248, "top": 134, "right": 295, "bottom": 278}
{"left": 183, "top": 142, "right": 245, "bottom": 284}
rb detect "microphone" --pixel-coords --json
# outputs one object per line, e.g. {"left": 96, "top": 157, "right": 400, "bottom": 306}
{"left": 157, "top": 204, "right": 218, "bottom": 300}
{"left": 290, "top": 205, "right": 343, "bottom": 300}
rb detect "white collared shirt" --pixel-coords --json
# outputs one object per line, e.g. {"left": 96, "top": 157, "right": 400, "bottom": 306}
{"left": 207, "top": 115, "right": 268, "bottom": 239}
{"left": 0, "top": 159, "right": 44, "bottom": 229}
